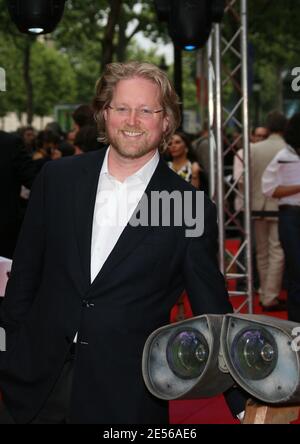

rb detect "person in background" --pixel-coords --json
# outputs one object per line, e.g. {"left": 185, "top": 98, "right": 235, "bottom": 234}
{"left": 168, "top": 131, "right": 208, "bottom": 193}
{"left": 73, "top": 125, "right": 106, "bottom": 155}
{"left": 0, "top": 131, "right": 37, "bottom": 258}
{"left": 45, "top": 122, "right": 65, "bottom": 142}
{"left": 251, "top": 126, "right": 269, "bottom": 143}
{"left": 250, "top": 111, "right": 287, "bottom": 310}
{"left": 69, "top": 104, "right": 98, "bottom": 153}
{"left": 235, "top": 112, "right": 287, "bottom": 310}
{"left": 192, "top": 122, "right": 210, "bottom": 177}
{"left": 72, "top": 104, "right": 95, "bottom": 135}
{"left": 20, "top": 126, "right": 37, "bottom": 155}
{"left": 32, "top": 130, "right": 60, "bottom": 161}
{"left": 262, "top": 112, "right": 300, "bottom": 322}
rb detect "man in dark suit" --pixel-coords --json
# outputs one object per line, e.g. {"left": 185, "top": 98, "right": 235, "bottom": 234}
{"left": 0, "top": 62, "right": 246, "bottom": 424}
{"left": 0, "top": 131, "right": 37, "bottom": 259}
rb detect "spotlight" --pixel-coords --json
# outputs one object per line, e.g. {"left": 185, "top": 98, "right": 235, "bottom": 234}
{"left": 28, "top": 28, "right": 44, "bottom": 34}
{"left": 155, "top": 0, "right": 225, "bottom": 51}
{"left": 142, "top": 315, "right": 234, "bottom": 400}
{"left": 168, "top": 0, "right": 212, "bottom": 51}
{"left": 6, "top": 0, "right": 66, "bottom": 35}
{"left": 184, "top": 46, "right": 197, "bottom": 52}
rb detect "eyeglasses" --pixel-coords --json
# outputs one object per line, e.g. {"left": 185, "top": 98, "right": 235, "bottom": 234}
{"left": 107, "top": 105, "right": 164, "bottom": 119}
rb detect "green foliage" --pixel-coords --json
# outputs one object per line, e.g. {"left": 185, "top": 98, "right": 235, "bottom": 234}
{"left": 0, "top": 38, "right": 77, "bottom": 118}
{"left": 247, "top": 0, "right": 300, "bottom": 118}
{"left": 53, "top": 0, "right": 108, "bottom": 55}
{"left": 2, "top": 0, "right": 300, "bottom": 124}
{"left": 0, "top": 37, "right": 26, "bottom": 116}
{"left": 31, "top": 42, "right": 77, "bottom": 116}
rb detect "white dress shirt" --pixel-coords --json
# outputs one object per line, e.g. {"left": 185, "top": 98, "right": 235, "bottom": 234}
{"left": 262, "top": 145, "right": 300, "bottom": 206}
{"left": 90, "top": 147, "right": 159, "bottom": 282}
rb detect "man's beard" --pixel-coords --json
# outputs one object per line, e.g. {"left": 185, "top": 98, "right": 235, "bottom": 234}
{"left": 107, "top": 128, "right": 159, "bottom": 159}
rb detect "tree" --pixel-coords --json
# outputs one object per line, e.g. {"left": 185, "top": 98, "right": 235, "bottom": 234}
{"left": 0, "top": 2, "right": 77, "bottom": 124}
{"left": 31, "top": 42, "right": 77, "bottom": 117}
{"left": 247, "top": 0, "right": 300, "bottom": 117}
{"left": 0, "top": 38, "right": 26, "bottom": 118}
{"left": 0, "top": 1, "right": 37, "bottom": 123}
{"left": 0, "top": 38, "right": 77, "bottom": 120}
{"left": 54, "top": 0, "right": 169, "bottom": 70}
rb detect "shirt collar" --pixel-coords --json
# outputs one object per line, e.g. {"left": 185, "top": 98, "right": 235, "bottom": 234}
{"left": 100, "top": 146, "right": 160, "bottom": 185}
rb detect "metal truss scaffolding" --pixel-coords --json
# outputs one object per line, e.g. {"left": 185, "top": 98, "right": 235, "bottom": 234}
{"left": 207, "top": 0, "right": 253, "bottom": 313}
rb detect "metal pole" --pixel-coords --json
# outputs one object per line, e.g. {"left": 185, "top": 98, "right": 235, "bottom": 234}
{"left": 241, "top": 0, "right": 253, "bottom": 312}
{"left": 174, "top": 45, "right": 183, "bottom": 127}
{"left": 207, "top": 0, "right": 253, "bottom": 313}
{"left": 214, "top": 24, "right": 225, "bottom": 274}
{"left": 207, "top": 35, "right": 216, "bottom": 201}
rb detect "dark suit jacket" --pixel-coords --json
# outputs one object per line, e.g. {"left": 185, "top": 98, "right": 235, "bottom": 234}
{"left": 0, "top": 131, "right": 37, "bottom": 258}
{"left": 0, "top": 148, "right": 239, "bottom": 424}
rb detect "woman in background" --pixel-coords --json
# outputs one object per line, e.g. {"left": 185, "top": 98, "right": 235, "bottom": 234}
{"left": 167, "top": 131, "right": 208, "bottom": 193}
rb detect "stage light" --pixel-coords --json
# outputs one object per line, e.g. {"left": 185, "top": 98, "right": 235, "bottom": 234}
{"left": 154, "top": 1, "right": 225, "bottom": 51}
{"left": 168, "top": 0, "right": 212, "bottom": 51}
{"left": 221, "top": 314, "right": 300, "bottom": 404}
{"left": 184, "top": 46, "right": 197, "bottom": 52}
{"left": 142, "top": 314, "right": 234, "bottom": 400}
{"left": 6, "top": 0, "right": 66, "bottom": 35}
{"left": 28, "top": 27, "right": 44, "bottom": 34}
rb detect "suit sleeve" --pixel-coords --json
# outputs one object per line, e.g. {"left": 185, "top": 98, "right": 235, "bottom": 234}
{"left": 183, "top": 197, "right": 232, "bottom": 315}
{"left": 0, "top": 163, "right": 48, "bottom": 334}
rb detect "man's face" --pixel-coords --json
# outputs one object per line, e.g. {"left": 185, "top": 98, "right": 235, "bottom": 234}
{"left": 24, "top": 129, "right": 35, "bottom": 146}
{"left": 104, "top": 77, "right": 169, "bottom": 160}
{"left": 253, "top": 127, "right": 269, "bottom": 143}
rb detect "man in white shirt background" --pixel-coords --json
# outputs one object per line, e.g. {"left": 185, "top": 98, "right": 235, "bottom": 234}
{"left": 262, "top": 112, "right": 300, "bottom": 322}
{"left": 234, "top": 112, "right": 287, "bottom": 310}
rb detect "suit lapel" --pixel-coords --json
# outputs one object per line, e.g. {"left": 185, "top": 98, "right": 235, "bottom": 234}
{"left": 74, "top": 149, "right": 106, "bottom": 288}
{"left": 90, "top": 157, "right": 169, "bottom": 288}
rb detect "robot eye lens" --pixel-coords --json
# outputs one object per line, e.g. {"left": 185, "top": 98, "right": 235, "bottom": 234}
{"left": 231, "top": 328, "right": 278, "bottom": 380}
{"left": 167, "top": 328, "right": 209, "bottom": 379}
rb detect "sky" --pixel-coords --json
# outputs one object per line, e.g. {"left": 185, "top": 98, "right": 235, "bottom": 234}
{"left": 134, "top": 31, "right": 174, "bottom": 65}
{"left": 131, "top": 2, "right": 174, "bottom": 65}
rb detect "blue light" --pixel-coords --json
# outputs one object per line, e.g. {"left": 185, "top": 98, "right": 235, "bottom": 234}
{"left": 184, "top": 45, "right": 197, "bottom": 51}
